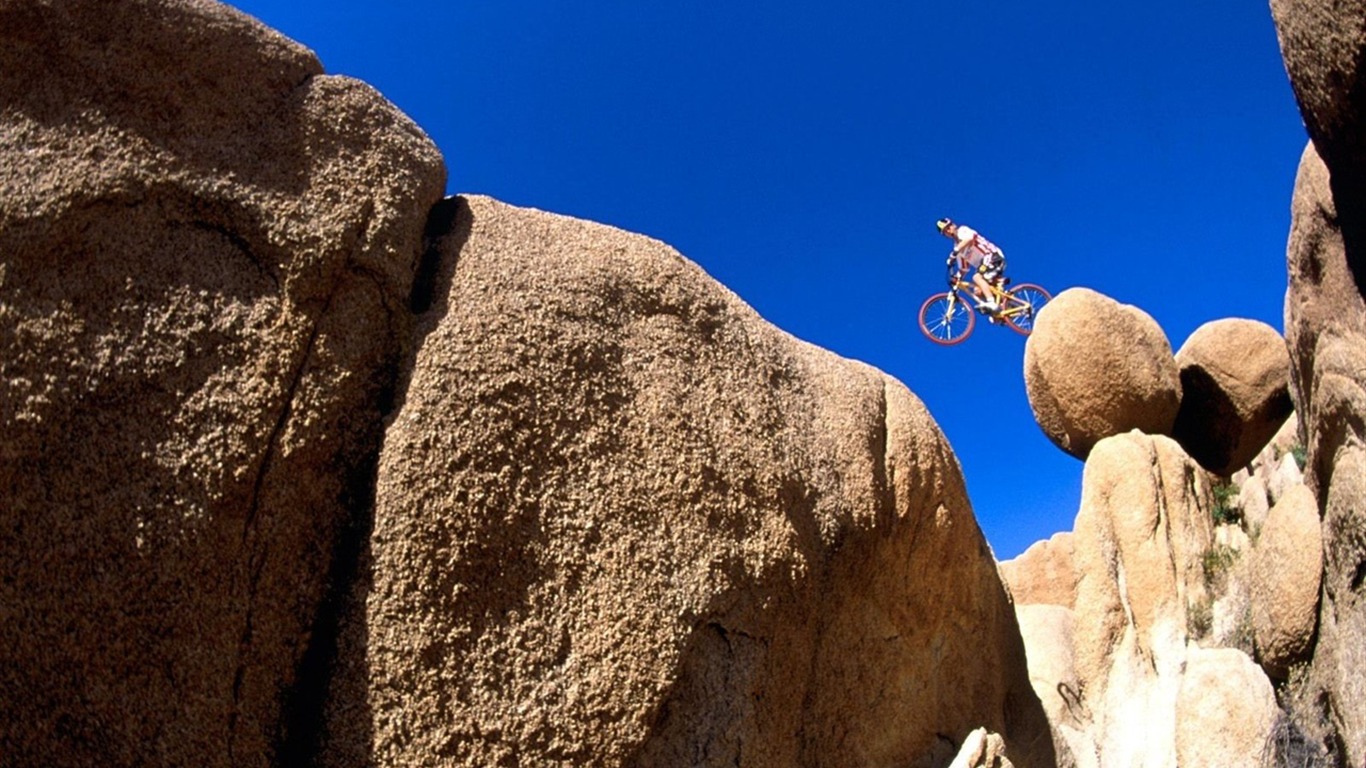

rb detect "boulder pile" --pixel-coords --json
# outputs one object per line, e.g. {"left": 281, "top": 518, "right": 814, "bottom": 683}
{"left": 1275, "top": 0, "right": 1366, "bottom": 749}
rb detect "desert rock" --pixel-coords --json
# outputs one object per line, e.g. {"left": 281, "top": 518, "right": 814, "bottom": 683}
{"left": 1282, "top": 141, "right": 1366, "bottom": 763}
{"left": 1000, "top": 531, "right": 1077, "bottom": 609}
{"left": 0, "top": 1, "right": 446, "bottom": 765}
{"left": 321, "top": 196, "right": 1055, "bottom": 768}
{"left": 1174, "top": 648, "right": 1279, "bottom": 768}
{"left": 1170, "top": 319, "right": 1294, "bottom": 476}
{"left": 1070, "top": 431, "right": 1214, "bottom": 766}
{"left": 1250, "top": 485, "right": 1323, "bottom": 677}
{"left": 1024, "top": 288, "right": 1181, "bottom": 460}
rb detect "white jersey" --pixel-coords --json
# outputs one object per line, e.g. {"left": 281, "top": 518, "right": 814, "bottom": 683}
{"left": 952, "top": 225, "right": 1004, "bottom": 268}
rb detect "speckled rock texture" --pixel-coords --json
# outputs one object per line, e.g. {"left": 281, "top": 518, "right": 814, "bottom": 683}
{"left": 1023, "top": 288, "right": 1181, "bottom": 460}
{"left": 1170, "top": 319, "right": 1293, "bottom": 476}
{"left": 1069, "top": 432, "right": 1216, "bottom": 767}
{"left": 319, "top": 195, "right": 1055, "bottom": 768}
{"left": 1000, "top": 531, "right": 1077, "bottom": 609}
{"left": 0, "top": 1, "right": 446, "bottom": 765}
{"left": 1282, "top": 141, "right": 1366, "bottom": 763}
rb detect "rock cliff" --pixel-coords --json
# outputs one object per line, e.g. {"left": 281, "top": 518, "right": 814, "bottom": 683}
{"left": 0, "top": 1, "right": 445, "bottom": 765}
{"left": 1274, "top": 0, "right": 1366, "bottom": 759}
{"left": 0, "top": 2, "right": 1053, "bottom": 766}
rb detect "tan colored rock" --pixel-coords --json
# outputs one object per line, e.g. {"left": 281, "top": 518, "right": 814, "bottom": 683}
{"left": 949, "top": 728, "right": 1014, "bottom": 768}
{"left": 1268, "top": 452, "right": 1307, "bottom": 506}
{"left": 1000, "top": 531, "right": 1077, "bottom": 608}
{"left": 1250, "top": 485, "right": 1323, "bottom": 677}
{"left": 1070, "top": 431, "right": 1214, "bottom": 766}
{"left": 1015, "top": 606, "right": 1083, "bottom": 727}
{"left": 321, "top": 196, "right": 1055, "bottom": 768}
{"left": 1283, "top": 141, "right": 1366, "bottom": 764}
{"left": 0, "top": 1, "right": 446, "bottom": 765}
{"left": 1170, "top": 319, "right": 1294, "bottom": 476}
{"left": 1014, "top": 606, "right": 1098, "bottom": 768}
{"left": 1238, "top": 475, "right": 1272, "bottom": 535}
{"left": 1271, "top": 0, "right": 1366, "bottom": 181}
{"left": 1174, "top": 648, "right": 1278, "bottom": 768}
{"left": 1024, "top": 289, "right": 1181, "bottom": 460}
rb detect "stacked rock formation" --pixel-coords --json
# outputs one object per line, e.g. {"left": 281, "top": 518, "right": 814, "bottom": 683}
{"left": 1011, "top": 289, "right": 1307, "bottom": 765}
{"left": 1273, "top": 0, "right": 1366, "bottom": 756}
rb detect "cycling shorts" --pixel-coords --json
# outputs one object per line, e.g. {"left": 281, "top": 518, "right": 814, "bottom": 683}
{"left": 977, "top": 252, "right": 1005, "bottom": 279}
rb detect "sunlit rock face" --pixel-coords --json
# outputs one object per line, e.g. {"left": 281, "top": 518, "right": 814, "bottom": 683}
{"left": 0, "top": 0, "right": 446, "bottom": 765}
{"left": 1282, "top": 141, "right": 1366, "bottom": 764}
{"left": 321, "top": 195, "right": 1056, "bottom": 768}
{"left": 1023, "top": 288, "right": 1181, "bottom": 460}
{"left": 1070, "top": 433, "right": 1218, "bottom": 765}
{"left": 1275, "top": 0, "right": 1366, "bottom": 739}
{"left": 1000, "top": 531, "right": 1077, "bottom": 609}
{"left": 1248, "top": 484, "right": 1322, "bottom": 678}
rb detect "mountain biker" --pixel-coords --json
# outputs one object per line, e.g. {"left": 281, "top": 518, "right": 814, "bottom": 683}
{"left": 937, "top": 218, "right": 1007, "bottom": 316}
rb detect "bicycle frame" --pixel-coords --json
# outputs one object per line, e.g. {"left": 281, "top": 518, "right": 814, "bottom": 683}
{"left": 918, "top": 263, "right": 1051, "bottom": 345}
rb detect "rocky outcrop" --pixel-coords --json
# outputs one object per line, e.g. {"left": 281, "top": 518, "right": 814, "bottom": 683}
{"left": 1229, "top": 413, "right": 1303, "bottom": 532}
{"left": 1271, "top": 0, "right": 1366, "bottom": 189}
{"left": 0, "top": 1, "right": 446, "bottom": 765}
{"left": 949, "top": 728, "right": 1015, "bottom": 768}
{"left": 319, "top": 195, "right": 1054, "bottom": 767}
{"left": 1014, "top": 605, "right": 1096, "bottom": 768}
{"left": 1174, "top": 648, "right": 1279, "bottom": 768}
{"left": 1024, "top": 289, "right": 1182, "bottom": 460}
{"left": 1070, "top": 432, "right": 1219, "bottom": 766}
{"left": 1000, "top": 531, "right": 1077, "bottom": 609}
{"left": 1007, "top": 427, "right": 1289, "bottom": 768}
{"left": 1170, "top": 319, "right": 1294, "bottom": 476}
{"left": 1282, "top": 139, "right": 1366, "bottom": 763}
{"left": 1249, "top": 485, "right": 1323, "bottom": 678}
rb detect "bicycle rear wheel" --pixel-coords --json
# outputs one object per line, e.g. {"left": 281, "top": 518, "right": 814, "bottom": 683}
{"left": 918, "top": 291, "right": 975, "bottom": 345}
{"left": 1002, "top": 283, "right": 1051, "bottom": 335}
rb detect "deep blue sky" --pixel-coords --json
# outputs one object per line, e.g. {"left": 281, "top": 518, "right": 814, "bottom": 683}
{"left": 228, "top": 0, "right": 1307, "bottom": 559}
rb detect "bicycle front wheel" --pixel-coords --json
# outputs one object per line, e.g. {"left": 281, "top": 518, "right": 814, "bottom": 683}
{"left": 918, "top": 292, "right": 975, "bottom": 345}
{"left": 1002, "top": 283, "right": 1052, "bottom": 335}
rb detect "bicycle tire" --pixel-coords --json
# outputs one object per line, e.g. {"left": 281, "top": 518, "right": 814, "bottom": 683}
{"left": 918, "top": 291, "right": 975, "bottom": 345}
{"left": 1002, "top": 283, "right": 1052, "bottom": 336}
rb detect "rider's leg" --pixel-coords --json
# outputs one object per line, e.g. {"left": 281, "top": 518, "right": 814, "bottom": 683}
{"left": 973, "top": 272, "right": 998, "bottom": 311}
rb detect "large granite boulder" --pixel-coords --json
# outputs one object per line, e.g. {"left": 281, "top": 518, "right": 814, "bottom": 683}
{"left": 1170, "top": 319, "right": 1294, "bottom": 476}
{"left": 0, "top": 1, "right": 446, "bottom": 766}
{"left": 319, "top": 196, "right": 1055, "bottom": 768}
{"left": 1174, "top": 648, "right": 1279, "bottom": 768}
{"left": 999, "top": 531, "right": 1077, "bottom": 609}
{"left": 1249, "top": 485, "right": 1323, "bottom": 678}
{"left": 1283, "top": 141, "right": 1366, "bottom": 764}
{"left": 1024, "top": 288, "right": 1181, "bottom": 460}
{"left": 1070, "top": 432, "right": 1215, "bottom": 766}
{"left": 1271, "top": 0, "right": 1366, "bottom": 189}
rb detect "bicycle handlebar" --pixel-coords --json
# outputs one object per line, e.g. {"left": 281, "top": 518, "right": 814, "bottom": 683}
{"left": 945, "top": 259, "right": 962, "bottom": 287}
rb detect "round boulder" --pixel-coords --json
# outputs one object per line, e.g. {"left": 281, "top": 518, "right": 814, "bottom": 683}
{"left": 1170, "top": 319, "right": 1294, "bottom": 476}
{"left": 1024, "top": 288, "right": 1182, "bottom": 459}
{"left": 1250, "top": 484, "right": 1323, "bottom": 678}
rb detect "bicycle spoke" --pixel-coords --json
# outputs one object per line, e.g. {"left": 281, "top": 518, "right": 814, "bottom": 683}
{"left": 918, "top": 292, "right": 974, "bottom": 344}
{"left": 1003, "top": 284, "right": 1051, "bottom": 335}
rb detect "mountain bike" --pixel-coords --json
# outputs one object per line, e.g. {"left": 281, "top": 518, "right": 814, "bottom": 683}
{"left": 918, "top": 263, "right": 1052, "bottom": 345}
